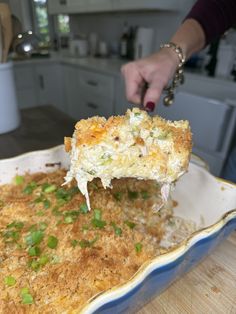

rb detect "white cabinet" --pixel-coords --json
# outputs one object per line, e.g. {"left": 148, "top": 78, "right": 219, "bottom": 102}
{"left": 35, "top": 63, "right": 66, "bottom": 113}
{"left": 112, "top": 0, "right": 185, "bottom": 11}
{"left": 47, "top": 0, "right": 70, "bottom": 14}
{"left": 13, "top": 64, "right": 37, "bottom": 109}
{"left": 13, "top": 62, "right": 66, "bottom": 112}
{"left": 48, "top": 0, "right": 183, "bottom": 14}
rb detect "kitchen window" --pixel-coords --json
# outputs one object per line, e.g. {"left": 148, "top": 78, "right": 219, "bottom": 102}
{"left": 32, "top": 0, "right": 70, "bottom": 44}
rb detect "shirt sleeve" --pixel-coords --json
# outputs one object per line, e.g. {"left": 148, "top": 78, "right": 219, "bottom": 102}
{"left": 185, "top": 0, "right": 236, "bottom": 45}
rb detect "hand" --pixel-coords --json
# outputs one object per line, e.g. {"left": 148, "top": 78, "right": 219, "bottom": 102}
{"left": 121, "top": 48, "right": 180, "bottom": 111}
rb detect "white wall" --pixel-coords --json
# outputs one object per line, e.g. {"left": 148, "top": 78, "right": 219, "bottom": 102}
{"left": 69, "top": 4, "right": 194, "bottom": 54}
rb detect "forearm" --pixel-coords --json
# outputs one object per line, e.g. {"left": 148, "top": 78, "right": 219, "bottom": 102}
{"left": 170, "top": 19, "right": 206, "bottom": 60}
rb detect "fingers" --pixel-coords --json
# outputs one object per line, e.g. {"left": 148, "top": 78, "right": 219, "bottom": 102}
{"left": 121, "top": 63, "right": 144, "bottom": 105}
{"left": 143, "top": 81, "right": 165, "bottom": 112}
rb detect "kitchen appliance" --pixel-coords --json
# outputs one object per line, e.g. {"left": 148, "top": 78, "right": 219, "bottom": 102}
{"left": 0, "top": 62, "right": 20, "bottom": 134}
{"left": 134, "top": 27, "right": 154, "bottom": 59}
{"left": 69, "top": 38, "right": 89, "bottom": 57}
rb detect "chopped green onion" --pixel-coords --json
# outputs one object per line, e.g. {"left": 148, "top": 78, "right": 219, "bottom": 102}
{"left": 33, "top": 196, "right": 44, "bottom": 204}
{"left": 71, "top": 239, "right": 78, "bottom": 247}
{"left": 39, "top": 222, "right": 48, "bottom": 231}
{"left": 82, "top": 224, "right": 89, "bottom": 232}
{"left": 42, "top": 183, "right": 57, "bottom": 193}
{"left": 28, "top": 224, "right": 37, "bottom": 232}
{"left": 47, "top": 235, "right": 58, "bottom": 249}
{"left": 4, "top": 230, "right": 20, "bottom": 241}
{"left": 94, "top": 209, "right": 101, "bottom": 220}
{"left": 28, "top": 246, "right": 41, "bottom": 257}
{"left": 111, "top": 222, "right": 122, "bottom": 236}
{"left": 80, "top": 203, "right": 88, "bottom": 214}
{"left": 20, "top": 288, "right": 34, "bottom": 305}
{"left": 15, "top": 175, "right": 24, "bottom": 185}
{"left": 91, "top": 219, "right": 106, "bottom": 229}
{"left": 7, "top": 221, "right": 24, "bottom": 230}
{"left": 141, "top": 191, "right": 150, "bottom": 200}
{"left": 113, "top": 192, "right": 123, "bottom": 201}
{"left": 128, "top": 190, "right": 139, "bottom": 200}
{"left": 25, "top": 230, "right": 44, "bottom": 246}
{"left": 36, "top": 210, "right": 45, "bottom": 217}
{"left": 52, "top": 207, "right": 62, "bottom": 216}
{"left": 64, "top": 216, "right": 74, "bottom": 224}
{"left": 56, "top": 188, "right": 71, "bottom": 202}
{"left": 29, "top": 260, "right": 40, "bottom": 271}
{"left": 39, "top": 255, "right": 49, "bottom": 266}
{"left": 135, "top": 242, "right": 143, "bottom": 253}
{"left": 4, "top": 275, "right": 16, "bottom": 286}
{"left": 124, "top": 220, "right": 136, "bottom": 229}
{"left": 23, "top": 181, "right": 37, "bottom": 195}
{"left": 79, "top": 236, "right": 98, "bottom": 248}
{"left": 134, "top": 112, "right": 141, "bottom": 116}
{"left": 43, "top": 199, "right": 51, "bottom": 209}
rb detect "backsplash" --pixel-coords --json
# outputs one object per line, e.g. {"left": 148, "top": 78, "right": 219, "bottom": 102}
{"left": 69, "top": 7, "right": 193, "bottom": 54}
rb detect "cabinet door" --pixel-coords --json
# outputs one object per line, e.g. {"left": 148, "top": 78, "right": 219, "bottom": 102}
{"left": 79, "top": 92, "right": 113, "bottom": 119}
{"left": 156, "top": 91, "right": 233, "bottom": 153}
{"left": 13, "top": 64, "right": 37, "bottom": 109}
{"left": 67, "top": 0, "right": 87, "bottom": 13}
{"left": 87, "top": 0, "right": 112, "bottom": 12}
{"left": 35, "top": 64, "right": 66, "bottom": 113}
{"left": 48, "top": 0, "right": 69, "bottom": 14}
{"left": 63, "top": 65, "right": 80, "bottom": 118}
{"left": 112, "top": 0, "right": 182, "bottom": 11}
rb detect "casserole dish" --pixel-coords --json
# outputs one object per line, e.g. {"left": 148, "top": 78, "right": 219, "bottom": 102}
{"left": 0, "top": 145, "right": 235, "bottom": 314}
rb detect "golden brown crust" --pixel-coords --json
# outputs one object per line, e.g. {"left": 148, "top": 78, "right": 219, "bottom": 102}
{"left": 64, "top": 137, "right": 72, "bottom": 152}
{"left": 0, "top": 170, "right": 172, "bottom": 313}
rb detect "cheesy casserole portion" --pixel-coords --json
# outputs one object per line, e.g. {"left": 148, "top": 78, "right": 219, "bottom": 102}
{"left": 64, "top": 108, "right": 192, "bottom": 209}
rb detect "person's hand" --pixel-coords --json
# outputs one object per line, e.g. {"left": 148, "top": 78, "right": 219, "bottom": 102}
{"left": 121, "top": 48, "right": 180, "bottom": 112}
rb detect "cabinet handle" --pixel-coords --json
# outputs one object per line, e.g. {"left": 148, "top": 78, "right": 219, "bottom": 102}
{"left": 87, "top": 80, "right": 98, "bottom": 87}
{"left": 39, "top": 75, "right": 44, "bottom": 90}
{"left": 87, "top": 102, "right": 98, "bottom": 109}
{"left": 59, "top": 0, "right": 67, "bottom": 5}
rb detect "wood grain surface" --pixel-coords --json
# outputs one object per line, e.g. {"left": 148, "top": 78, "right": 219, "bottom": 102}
{"left": 138, "top": 232, "right": 236, "bottom": 314}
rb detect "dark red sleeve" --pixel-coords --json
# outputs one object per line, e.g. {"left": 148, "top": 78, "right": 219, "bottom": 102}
{"left": 185, "top": 0, "right": 236, "bottom": 45}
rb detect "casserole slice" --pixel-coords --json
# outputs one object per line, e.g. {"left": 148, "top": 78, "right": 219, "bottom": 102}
{"left": 64, "top": 108, "right": 192, "bottom": 209}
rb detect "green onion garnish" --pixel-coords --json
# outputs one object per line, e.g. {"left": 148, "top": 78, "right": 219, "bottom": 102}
{"left": 39, "top": 222, "right": 48, "bottom": 231}
{"left": 3, "top": 230, "right": 20, "bottom": 241}
{"left": 28, "top": 246, "right": 41, "bottom": 257}
{"left": 4, "top": 275, "right": 16, "bottom": 286}
{"left": 92, "top": 219, "right": 106, "bottom": 229}
{"left": 113, "top": 192, "right": 123, "bottom": 201}
{"left": 15, "top": 175, "right": 24, "bottom": 185}
{"left": 43, "top": 199, "right": 51, "bottom": 209}
{"left": 20, "top": 288, "right": 34, "bottom": 305}
{"left": 135, "top": 242, "right": 143, "bottom": 253}
{"left": 47, "top": 235, "right": 58, "bottom": 249}
{"left": 7, "top": 221, "right": 24, "bottom": 230}
{"left": 79, "top": 236, "right": 98, "bottom": 248}
{"left": 71, "top": 239, "right": 78, "bottom": 247}
{"left": 42, "top": 183, "right": 57, "bottom": 193}
{"left": 29, "top": 260, "right": 40, "bottom": 271}
{"left": 111, "top": 222, "right": 122, "bottom": 236}
{"left": 23, "top": 181, "right": 37, "bottom": 195}
{"left": 141, "top": 191, "right": 150, "bottom": 200}
{"left": 124, "top": 220, "right": 136, "bottom": 229}
{"left": 64, "top": 216, "right": 74, "bottom": 224}
{"left": 25, "top": 230, "right": 44, "bottom": 246}
{"left": 39, "top": 255, "right": 49, "bottom": 266}
{"left": 80, "top": 203, "right": 88, "bottom": 214}
{"left": 36, "top": 210, "right": 45, "bottom": 217}
{"left": 128, "top": 190, "right": 139, "bottom": 200}
{"left": 94, "top": 209, "right": 101, "bottom": 220}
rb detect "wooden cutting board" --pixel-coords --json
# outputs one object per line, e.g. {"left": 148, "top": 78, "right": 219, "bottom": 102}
{"left": 138, "top": 232, "right": 236, "bottom": 314}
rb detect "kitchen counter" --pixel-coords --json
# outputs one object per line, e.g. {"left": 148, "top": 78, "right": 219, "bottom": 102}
{"left": 0, "top": 105, "right": 235, "bottom": 313}
{"left": 0, "top": 105, "right": 75, "bottom": 159}
{"left": 12, "top": 53, "right": 125, "bottom": 77}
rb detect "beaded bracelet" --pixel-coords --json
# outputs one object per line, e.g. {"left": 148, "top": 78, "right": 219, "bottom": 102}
{"left": 160, "top": 42, "right": 186, "bottom": 106}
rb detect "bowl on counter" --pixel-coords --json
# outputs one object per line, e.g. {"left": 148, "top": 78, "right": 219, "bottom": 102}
{"left": 0, "top": 146, "right": 236, "bottom": 313}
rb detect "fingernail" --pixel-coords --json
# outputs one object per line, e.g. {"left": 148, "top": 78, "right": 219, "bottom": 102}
{"left": 145, "top": 101, "right": 155, "bottom": 112}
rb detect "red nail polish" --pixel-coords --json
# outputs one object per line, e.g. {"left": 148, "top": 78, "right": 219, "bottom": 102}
{"left": 145, "top": 102, "right": 155, "bottom": 112}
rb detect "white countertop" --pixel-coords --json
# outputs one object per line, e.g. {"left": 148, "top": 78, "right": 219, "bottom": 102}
{"left": 12, "top": 52, "right": 126, "bottom": 77}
